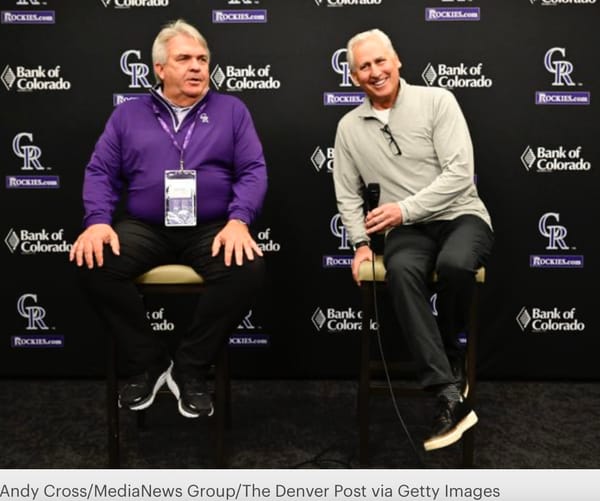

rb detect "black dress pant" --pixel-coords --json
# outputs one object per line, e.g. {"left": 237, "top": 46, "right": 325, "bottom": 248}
{"left": 78, "top": 218, "right": 265, "bottom": 377}
{"left": 383, "top": 215, "right": 493, "bottom": 389}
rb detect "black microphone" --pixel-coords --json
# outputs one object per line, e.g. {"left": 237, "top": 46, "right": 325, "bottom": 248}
{"left": 366, "top": 183, "right": 380, "bottom": 212}
{"left": 365, "top": 183, "right": 384, "bottom": 254}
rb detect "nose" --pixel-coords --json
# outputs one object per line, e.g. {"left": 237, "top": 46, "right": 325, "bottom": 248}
{"left": 190, "top": 58, "right": 202, "bottom": 71}
{"left": 370, "top": 66, "right": 382, "bottom": 80}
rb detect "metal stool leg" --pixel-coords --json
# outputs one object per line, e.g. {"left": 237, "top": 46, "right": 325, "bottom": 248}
{"left": 462, "top": 283, "right": 480, "bottom": 467}
{"left": 107, "top": 335, "right": 120, "bottom": 468}
{"left": 358, "top": 280, "right": 375, "bottom": 466}
{"left": 214, "top": 346, "right": 230, "bottom": 467}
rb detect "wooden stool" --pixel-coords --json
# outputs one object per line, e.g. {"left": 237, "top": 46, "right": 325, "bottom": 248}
{"left": 357, "top": 256, "right": 485, "bottom": 467}
{"left": 106, "top": 264, "right": 231, "bottom": 468}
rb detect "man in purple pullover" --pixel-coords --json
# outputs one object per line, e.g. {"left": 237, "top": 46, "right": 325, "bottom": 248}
{"left": 69, "top": 19, "right": 267, "bottom": 418}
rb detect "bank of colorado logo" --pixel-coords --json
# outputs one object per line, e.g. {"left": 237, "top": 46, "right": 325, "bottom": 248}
{"left": 210, "top": 64, "right": 280, "bottom": 91}
{"left": 146, "top": 307, "right": 175, "bottom": 332}
{"left": 12, "top": 293, "right": 64, "bottom": 348}
{"left": 422, "top": 62, "right": 492, "bottom": 89}
{"left": 311, "top": 307, "right": 376, "bottom": 333}
{"left": 516, "top": 306, "right": 585, "bottom": 333}
{"left": 5, "top": 228, "right": 72, "bottom": 255}
{"left": 535, "top": 47, "right": 590, "bottom": 105}
{"left": 6, "top": 132, "right": 60, "bottom": 189}
{"left": 99, "top": 0, "right": 169, "bottom": 8}
{"left": 310, "top": 146, "right": 334, "bottom": 173}
{"left": 530, "top": 0, "right": 596, "bottom": 5}
{"left": 314, "top": 0, "right": 383, "bottom": 6}
{"left": 256, "top": 227, "right": 281, "bottom": 253}
{"left": 521, "top": 145, "right": 591, "bottom": 173}
{"left": 529, "top": 212, "right": 583, "bottom": 268}
{"left": 1, "top": 64, "right": 71, "bottom": 92}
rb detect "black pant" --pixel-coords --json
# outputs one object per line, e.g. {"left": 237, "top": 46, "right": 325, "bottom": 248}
{"left": 383, "top": 215, "right": 493, "bottom": 389}
{"left": 78, "top": 218, "right": 265, "bottom": 377}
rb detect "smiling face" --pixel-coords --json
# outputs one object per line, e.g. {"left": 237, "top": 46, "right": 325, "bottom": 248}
{"left": 350, "top": 36, "right": 401, "bottom": 110}
{"left": 154, "top": 34, "right": 210, "bottom": 107}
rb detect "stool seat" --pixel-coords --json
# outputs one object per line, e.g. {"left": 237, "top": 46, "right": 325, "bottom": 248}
{"left": 135, "top": 264, "right": 204, "bottom": 285}
{"left": 357, "top": 256, "right": 387, "bottom": 282}
{"left": 358, "top": 255, "right": 485, "bottom": 283}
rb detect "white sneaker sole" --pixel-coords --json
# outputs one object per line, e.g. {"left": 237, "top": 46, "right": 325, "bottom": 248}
{"left": 166, "top": 370, "right": 214, "bottom": 419}
{"left": 423, "top": 410, "right": 478, "bottom": 451}
{"left": 122, "top": 361, "right": 172, "bottom": 411}
{"left": 462, "top": 379, "right": 470, "bottom": 399}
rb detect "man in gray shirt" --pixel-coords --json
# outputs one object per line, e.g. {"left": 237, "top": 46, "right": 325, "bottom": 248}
{"left": 333, "top": 29, "right": 493, "bottom": 451}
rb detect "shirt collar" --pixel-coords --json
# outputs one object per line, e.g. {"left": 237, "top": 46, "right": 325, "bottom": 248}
{"left": 156, "top": 86, "right": 193, "bottom": 112}
{"left": 357, "top": 78, "right": 408, "bottom": 119}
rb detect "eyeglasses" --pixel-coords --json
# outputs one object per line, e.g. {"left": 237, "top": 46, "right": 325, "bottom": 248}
{"left": 381, "top": 124, "right": 402, "bottom": 156}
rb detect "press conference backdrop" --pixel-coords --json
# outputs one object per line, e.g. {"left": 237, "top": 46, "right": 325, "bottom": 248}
{"left": 1, "top": 0, "right": 598, "bottom": 379}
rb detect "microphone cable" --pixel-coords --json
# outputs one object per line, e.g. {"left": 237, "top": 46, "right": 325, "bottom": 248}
{"left": 367, "top": 249, "right": 425, "bottom": 467}
{"left": 291, "top": 444, "right": 354, "bottom": 469}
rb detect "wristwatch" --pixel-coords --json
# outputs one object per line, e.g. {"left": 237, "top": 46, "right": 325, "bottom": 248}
{"left": 352, "top": 240, "right": 370, "bottom": 251}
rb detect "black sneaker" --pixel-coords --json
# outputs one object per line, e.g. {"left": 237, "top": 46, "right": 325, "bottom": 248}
{"left": 423, "top": 396, "right": 478, "bottom": 451}
{"left": 166, "top": 369, "right": 214, "bottom": 418}
{"left": 118, "top": 361, "right": 172, "bottom": 411}
{"left": 450, "top": 354, "right": 469, "bottom": 398}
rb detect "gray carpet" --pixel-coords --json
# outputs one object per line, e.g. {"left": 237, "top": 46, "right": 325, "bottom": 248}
{"left": 1, "top": 379, "right": 598, "bottom": 468}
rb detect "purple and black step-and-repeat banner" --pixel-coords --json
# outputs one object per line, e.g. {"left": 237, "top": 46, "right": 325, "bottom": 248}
{"left": 1, "top": 0, "right": 598, "bottom": 379}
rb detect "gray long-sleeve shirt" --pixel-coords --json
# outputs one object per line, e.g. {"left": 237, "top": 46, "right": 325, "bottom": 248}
{"left": 333, "top": 79, "right": 491, "bottom": 245}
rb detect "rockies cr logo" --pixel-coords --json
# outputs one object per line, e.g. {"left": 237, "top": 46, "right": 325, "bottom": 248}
{"left": 544, "top": 47, "right": 575, "bottom": 87}
{"left": 120, "top": 50, "right": 151, "bottom": 89}
{"left": 538, "top": 212, "right": 569, "bottom": 250}
{"left": 17, "top": 293, "right": 49, "bottom": 330}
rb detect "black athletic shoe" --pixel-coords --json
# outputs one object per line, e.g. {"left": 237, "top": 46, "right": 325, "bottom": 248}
{"left": 423, "top": 396, "right": 478, "bottom": 451}
{"left": 450, "top": 354, "right": 469, "bottom": 398}
{"left": 118, "top": 361, "right": 172, "bottom": 411}
{"left": 166, "top": 369, "right": 214, "bottom": 418}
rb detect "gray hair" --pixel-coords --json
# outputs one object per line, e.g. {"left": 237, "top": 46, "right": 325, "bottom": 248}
{"left": 346, "top": 29, "right": 396, "bottom": 72}
{"left": 152, "top": 19, "right": 210, "bottom": 83}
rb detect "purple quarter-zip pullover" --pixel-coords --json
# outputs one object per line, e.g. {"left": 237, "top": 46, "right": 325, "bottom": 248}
{"left": 82, "top": 88, "right": 267, "bottom": 227}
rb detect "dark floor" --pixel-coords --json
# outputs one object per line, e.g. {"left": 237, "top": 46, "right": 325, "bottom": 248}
{"left": 1, "top": 379, "right": 598, "bottom": 469}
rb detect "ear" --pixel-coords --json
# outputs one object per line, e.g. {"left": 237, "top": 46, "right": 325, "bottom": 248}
{"left": 396, "top": 53, "right": 402, "bottom": 70}
{"left": 350, "top": 71, "right": 360, "bottom": 87}
{"left": 154, "top": 62, "right": 165, "bottom": 82}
